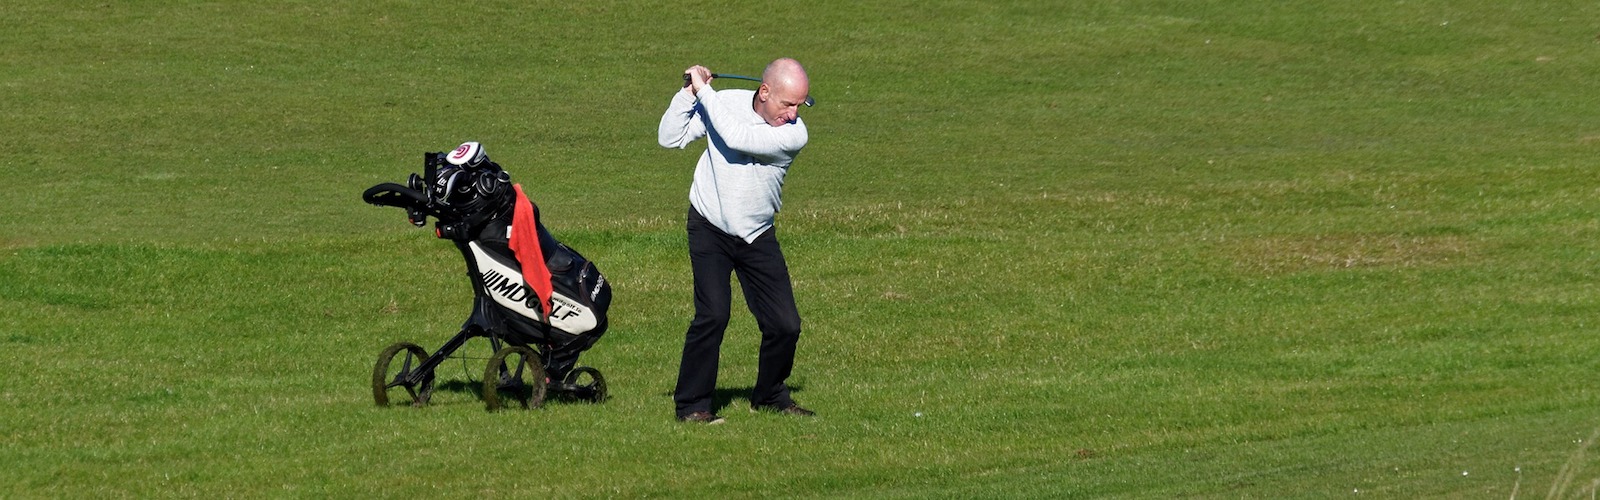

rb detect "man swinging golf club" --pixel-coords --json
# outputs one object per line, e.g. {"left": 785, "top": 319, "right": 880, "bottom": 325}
{"left": 657, "top": 58, "right": 814, "bottom": 424}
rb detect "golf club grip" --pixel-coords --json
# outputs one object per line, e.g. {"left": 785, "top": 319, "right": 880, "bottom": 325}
{"left": 679, "top": 73, "right": 724, "bottom": 83}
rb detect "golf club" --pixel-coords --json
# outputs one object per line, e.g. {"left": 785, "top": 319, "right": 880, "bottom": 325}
{"left": 682, "top": 72, "right": 814, "bottom": 107}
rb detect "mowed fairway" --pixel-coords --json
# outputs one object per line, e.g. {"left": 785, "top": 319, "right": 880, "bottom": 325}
{"left": 3, "top": 1, "right": 1599, "bottom": 497}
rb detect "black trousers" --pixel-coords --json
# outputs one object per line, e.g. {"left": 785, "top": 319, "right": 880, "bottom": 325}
{"left": 674, "top": 207, "right": 802, "bottom": 416}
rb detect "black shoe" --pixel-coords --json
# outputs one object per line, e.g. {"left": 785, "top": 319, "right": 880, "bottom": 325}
{"left": 678, "top": 411, "right": 726, "bottom": 424}
{"left": 751, "top": 402, "right": 816, "bottom": 417}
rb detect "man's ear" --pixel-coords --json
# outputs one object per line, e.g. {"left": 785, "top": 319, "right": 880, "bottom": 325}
{"left": 757, "top": 83, "right": 770, "bottom": 102}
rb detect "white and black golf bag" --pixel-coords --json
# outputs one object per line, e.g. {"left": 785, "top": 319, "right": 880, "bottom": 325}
{"left": 363, "top": 142, "right": 611, "bottom": 381}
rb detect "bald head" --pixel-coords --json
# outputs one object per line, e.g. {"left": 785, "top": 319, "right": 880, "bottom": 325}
{"left": 754, "top": 58, "right": 810, "bottom": 127}
{"left": 762, "top": 58, "right": 809, "bottom": 93}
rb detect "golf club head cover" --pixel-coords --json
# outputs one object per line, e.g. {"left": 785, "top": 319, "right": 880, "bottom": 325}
{"left": 430, "top": 166, "right": 468, "bottom": 207}
{"left": 446, "top": 141, "right": 489, "bottom": 170}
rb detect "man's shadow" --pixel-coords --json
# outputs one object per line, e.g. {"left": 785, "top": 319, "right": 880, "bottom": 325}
{"left": 666, "top": 384, "right": 806, "bottom": 414}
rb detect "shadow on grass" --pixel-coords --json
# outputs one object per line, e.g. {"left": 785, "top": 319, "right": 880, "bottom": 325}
{"left": 432, "top": 377, "right": 611, "bottom": 405}
{"left": 435, "top": 379, "right": 486, "bottom": 399}
{"left": 659, "top": 384, "right": 807, "bottom": 415}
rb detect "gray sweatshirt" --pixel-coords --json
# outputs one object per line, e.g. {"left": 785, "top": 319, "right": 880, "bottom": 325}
{"left": 657, "top": 86, "right": 809, "bottom": 243}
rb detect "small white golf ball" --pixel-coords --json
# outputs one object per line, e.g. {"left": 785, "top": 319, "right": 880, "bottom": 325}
{"left": 914, "top": 412, "right": 923, "bottom": 417}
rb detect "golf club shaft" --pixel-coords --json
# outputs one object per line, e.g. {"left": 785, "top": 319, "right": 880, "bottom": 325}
{"left": 681, "top": 72, "right": 814, "bottom": 107}
{"left": 681, "top": 73, "right": 761, "bottom": 84}
{"left": 712, "top": 73, "right": 761, "bottom": 82}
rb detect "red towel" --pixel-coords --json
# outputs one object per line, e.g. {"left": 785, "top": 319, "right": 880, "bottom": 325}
{"left": 508, "top": 184, "right": 553, "bottom": 320}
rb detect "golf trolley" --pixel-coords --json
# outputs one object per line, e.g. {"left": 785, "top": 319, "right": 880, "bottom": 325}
{"left": 362, "top": 142, "right": 611, "bottom": 411}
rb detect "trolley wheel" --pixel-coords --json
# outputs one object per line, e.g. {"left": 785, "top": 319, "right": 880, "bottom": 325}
{"left": 483, "top": 346, "right": 547, "bottom": 411}
{"left": 372, "top": 342, "right": 434, "bottom": 408}
{"left": 563, "top": 367, "right": 608, "bottom": 403}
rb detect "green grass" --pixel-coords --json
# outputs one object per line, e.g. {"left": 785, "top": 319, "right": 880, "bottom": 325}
{"left": 4, "top": 0, "right": 1600, "bottom": 497}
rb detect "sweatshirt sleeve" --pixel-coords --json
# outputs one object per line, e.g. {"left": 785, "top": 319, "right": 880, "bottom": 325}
{"left": 657, "top": 87, "right": 706, "bottom": 149}
{"left": 697, "top": 87, "right": 808, "bottom": 161}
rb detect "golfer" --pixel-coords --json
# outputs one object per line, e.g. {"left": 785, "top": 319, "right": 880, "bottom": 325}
{"left": 657, "top": 58, "right": 814, "bottom": 424}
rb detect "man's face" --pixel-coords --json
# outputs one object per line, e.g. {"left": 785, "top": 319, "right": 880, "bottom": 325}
{"left": 755, "top": 82, "right": 809, "bottom": 127}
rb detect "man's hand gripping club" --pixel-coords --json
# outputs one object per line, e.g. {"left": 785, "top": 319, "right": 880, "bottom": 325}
{"left": 682, "top": 65, "right": 714, "bottom": 96}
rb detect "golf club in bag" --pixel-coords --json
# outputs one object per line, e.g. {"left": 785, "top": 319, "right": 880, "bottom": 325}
{"left": 362, "top": 141, "right": 611, "bottom": 410}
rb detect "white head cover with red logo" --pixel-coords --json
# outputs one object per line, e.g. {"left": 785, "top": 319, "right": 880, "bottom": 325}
{"left": 446, "top": 141, "right": 487, "bottom": 168}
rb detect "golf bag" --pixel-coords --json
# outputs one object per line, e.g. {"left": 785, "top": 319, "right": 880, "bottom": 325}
{"left": 363, "top": 142, "right": 611, "bottom": 382}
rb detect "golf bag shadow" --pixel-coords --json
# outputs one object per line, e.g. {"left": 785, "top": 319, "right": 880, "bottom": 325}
{"left": 363, "top": 141, "right": 611, "bottom": 410}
